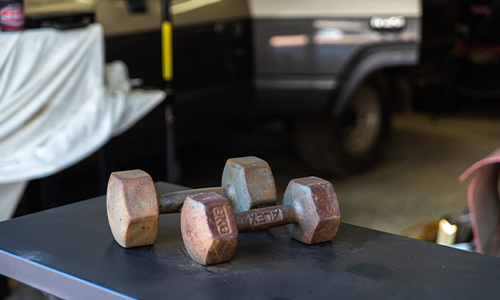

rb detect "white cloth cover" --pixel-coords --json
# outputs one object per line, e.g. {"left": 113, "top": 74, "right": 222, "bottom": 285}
{"left": 0, "top": 24, "right": 165, "bottom": 221}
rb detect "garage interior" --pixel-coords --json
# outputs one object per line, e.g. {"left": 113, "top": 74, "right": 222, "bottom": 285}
{"left": 2, "top": 0, "right": 500, "bottom": 299}
{"left": 5, "top": 110, "right": 500, "bottom": 299}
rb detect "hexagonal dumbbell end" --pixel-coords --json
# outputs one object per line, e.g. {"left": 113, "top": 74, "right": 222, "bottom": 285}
{"left": 181, "top": 192, "right": 239, "bottom": 265}
{"left": 221, "top": 156, "right": 276, "bottom": 213}
{"left": 107, "top": 170, "right": 159, "bottom": 248}
{"left": 284, "top": 177, "right": 341, "bottom": 244}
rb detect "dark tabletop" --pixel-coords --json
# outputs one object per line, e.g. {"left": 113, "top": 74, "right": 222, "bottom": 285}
{"left": 1, "top": 182, "right": 500, "bottom": 300}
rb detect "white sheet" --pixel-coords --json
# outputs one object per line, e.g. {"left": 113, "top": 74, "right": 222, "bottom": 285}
{"left": 0, "top": 24, "right": 165, "bottom": 220}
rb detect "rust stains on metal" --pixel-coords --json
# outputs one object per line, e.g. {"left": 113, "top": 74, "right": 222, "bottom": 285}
{"left": 222, "top": 156, "right": 276, "bottom": 212}
{"left": 181, "top": 193, "right": 239, "bottom": 265}
{"left": 181, "top": 177, "right": 341, "bottom": 265}
{"left": 107, "top": 170, "right": 159, "bottom": 248}
{"left": 284, "top": 177, "right": 341, "bottom": 244}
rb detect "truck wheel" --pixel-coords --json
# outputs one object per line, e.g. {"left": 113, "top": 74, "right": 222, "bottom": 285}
{"left": 294, "top": 83, "right": 389, "bottom": 175}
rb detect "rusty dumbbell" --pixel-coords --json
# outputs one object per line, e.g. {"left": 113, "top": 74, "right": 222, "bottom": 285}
{"left": 181, "top": 176, "right": 341, "bottom": 265}
{"left": 107, "top": 156, "right": 276, "bottom": 248}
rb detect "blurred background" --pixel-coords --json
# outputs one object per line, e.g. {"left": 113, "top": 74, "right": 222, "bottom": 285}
{"left": 13, "top": 0, "right": 496, "bottom": 235}
{"left": 3, "top": 0, "right": 500, "bottom": 298}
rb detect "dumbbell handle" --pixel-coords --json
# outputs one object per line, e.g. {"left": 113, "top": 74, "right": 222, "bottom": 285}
{"left": 157, "top": 187, "right": 226, "bottom": 214}
{"left": 234, "top": 205, "right": 297, "bottom": 232}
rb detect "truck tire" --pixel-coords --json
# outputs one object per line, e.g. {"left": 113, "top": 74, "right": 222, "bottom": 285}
{"left": 294, "top": 82, "right": 390, "bottom": 176}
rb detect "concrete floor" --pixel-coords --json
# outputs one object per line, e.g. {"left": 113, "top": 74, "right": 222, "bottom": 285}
{"left": 4, "top": 111, "right": 500, "bottom": 299}
{"left": 334, "top": 113, "right": 499, "bottom": 234}
{"left": 183, "top": 114, "right": 500, "bottom": 234}
{"left": 180, "top": 112, "right": 500, "bottom": 235}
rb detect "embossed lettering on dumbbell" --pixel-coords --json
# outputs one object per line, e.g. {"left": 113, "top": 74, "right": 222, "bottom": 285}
{"left": 181, "top": 176, "right": 341, "bottom": 265}
{"left": 213, "top": 206, "right": 231, "bottom": 235}
{"left": 107, "top": 156, "right": 276, "bottom": 248}
{"left": 247, "top": 208, "right": 283, "bottom": 226}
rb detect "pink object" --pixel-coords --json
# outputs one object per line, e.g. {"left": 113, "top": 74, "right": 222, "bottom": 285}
{"left": 459, "top": 148, "right": 500, "bottom": 257}
{"left": 0, "top": 0, "right": 24, "bottom": 32}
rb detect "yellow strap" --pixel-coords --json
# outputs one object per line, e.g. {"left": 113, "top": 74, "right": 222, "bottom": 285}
{"left": 162, "top": 21, "right": 173, "bottom": 81}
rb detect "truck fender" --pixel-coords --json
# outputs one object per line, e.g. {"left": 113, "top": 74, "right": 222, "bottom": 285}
{"left": 330, "top": 43, "right": 419, "bottom": 117}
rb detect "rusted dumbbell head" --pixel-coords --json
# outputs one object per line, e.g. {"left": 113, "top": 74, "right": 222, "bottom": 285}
{"left": 181, "top": 177, "right": 341, "bottom": 265}
{"left": 107, "top": 170, "right": 159, "bottom": 248}
{"left": 107, "top": 156, "right": 276, "bottom": 248}
{"left": 181, "top": 193, "right": 239, "bottom": 265}
{"left": 222, "top": 156, "right": 276, "bottom": 212}
{"left": 283, "top": 177, "right": 340, "bottom": 244}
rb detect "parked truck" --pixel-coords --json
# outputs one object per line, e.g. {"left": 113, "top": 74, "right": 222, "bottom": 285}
{"left": 25, "top": 0, "right": 422, "bottom": 175}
